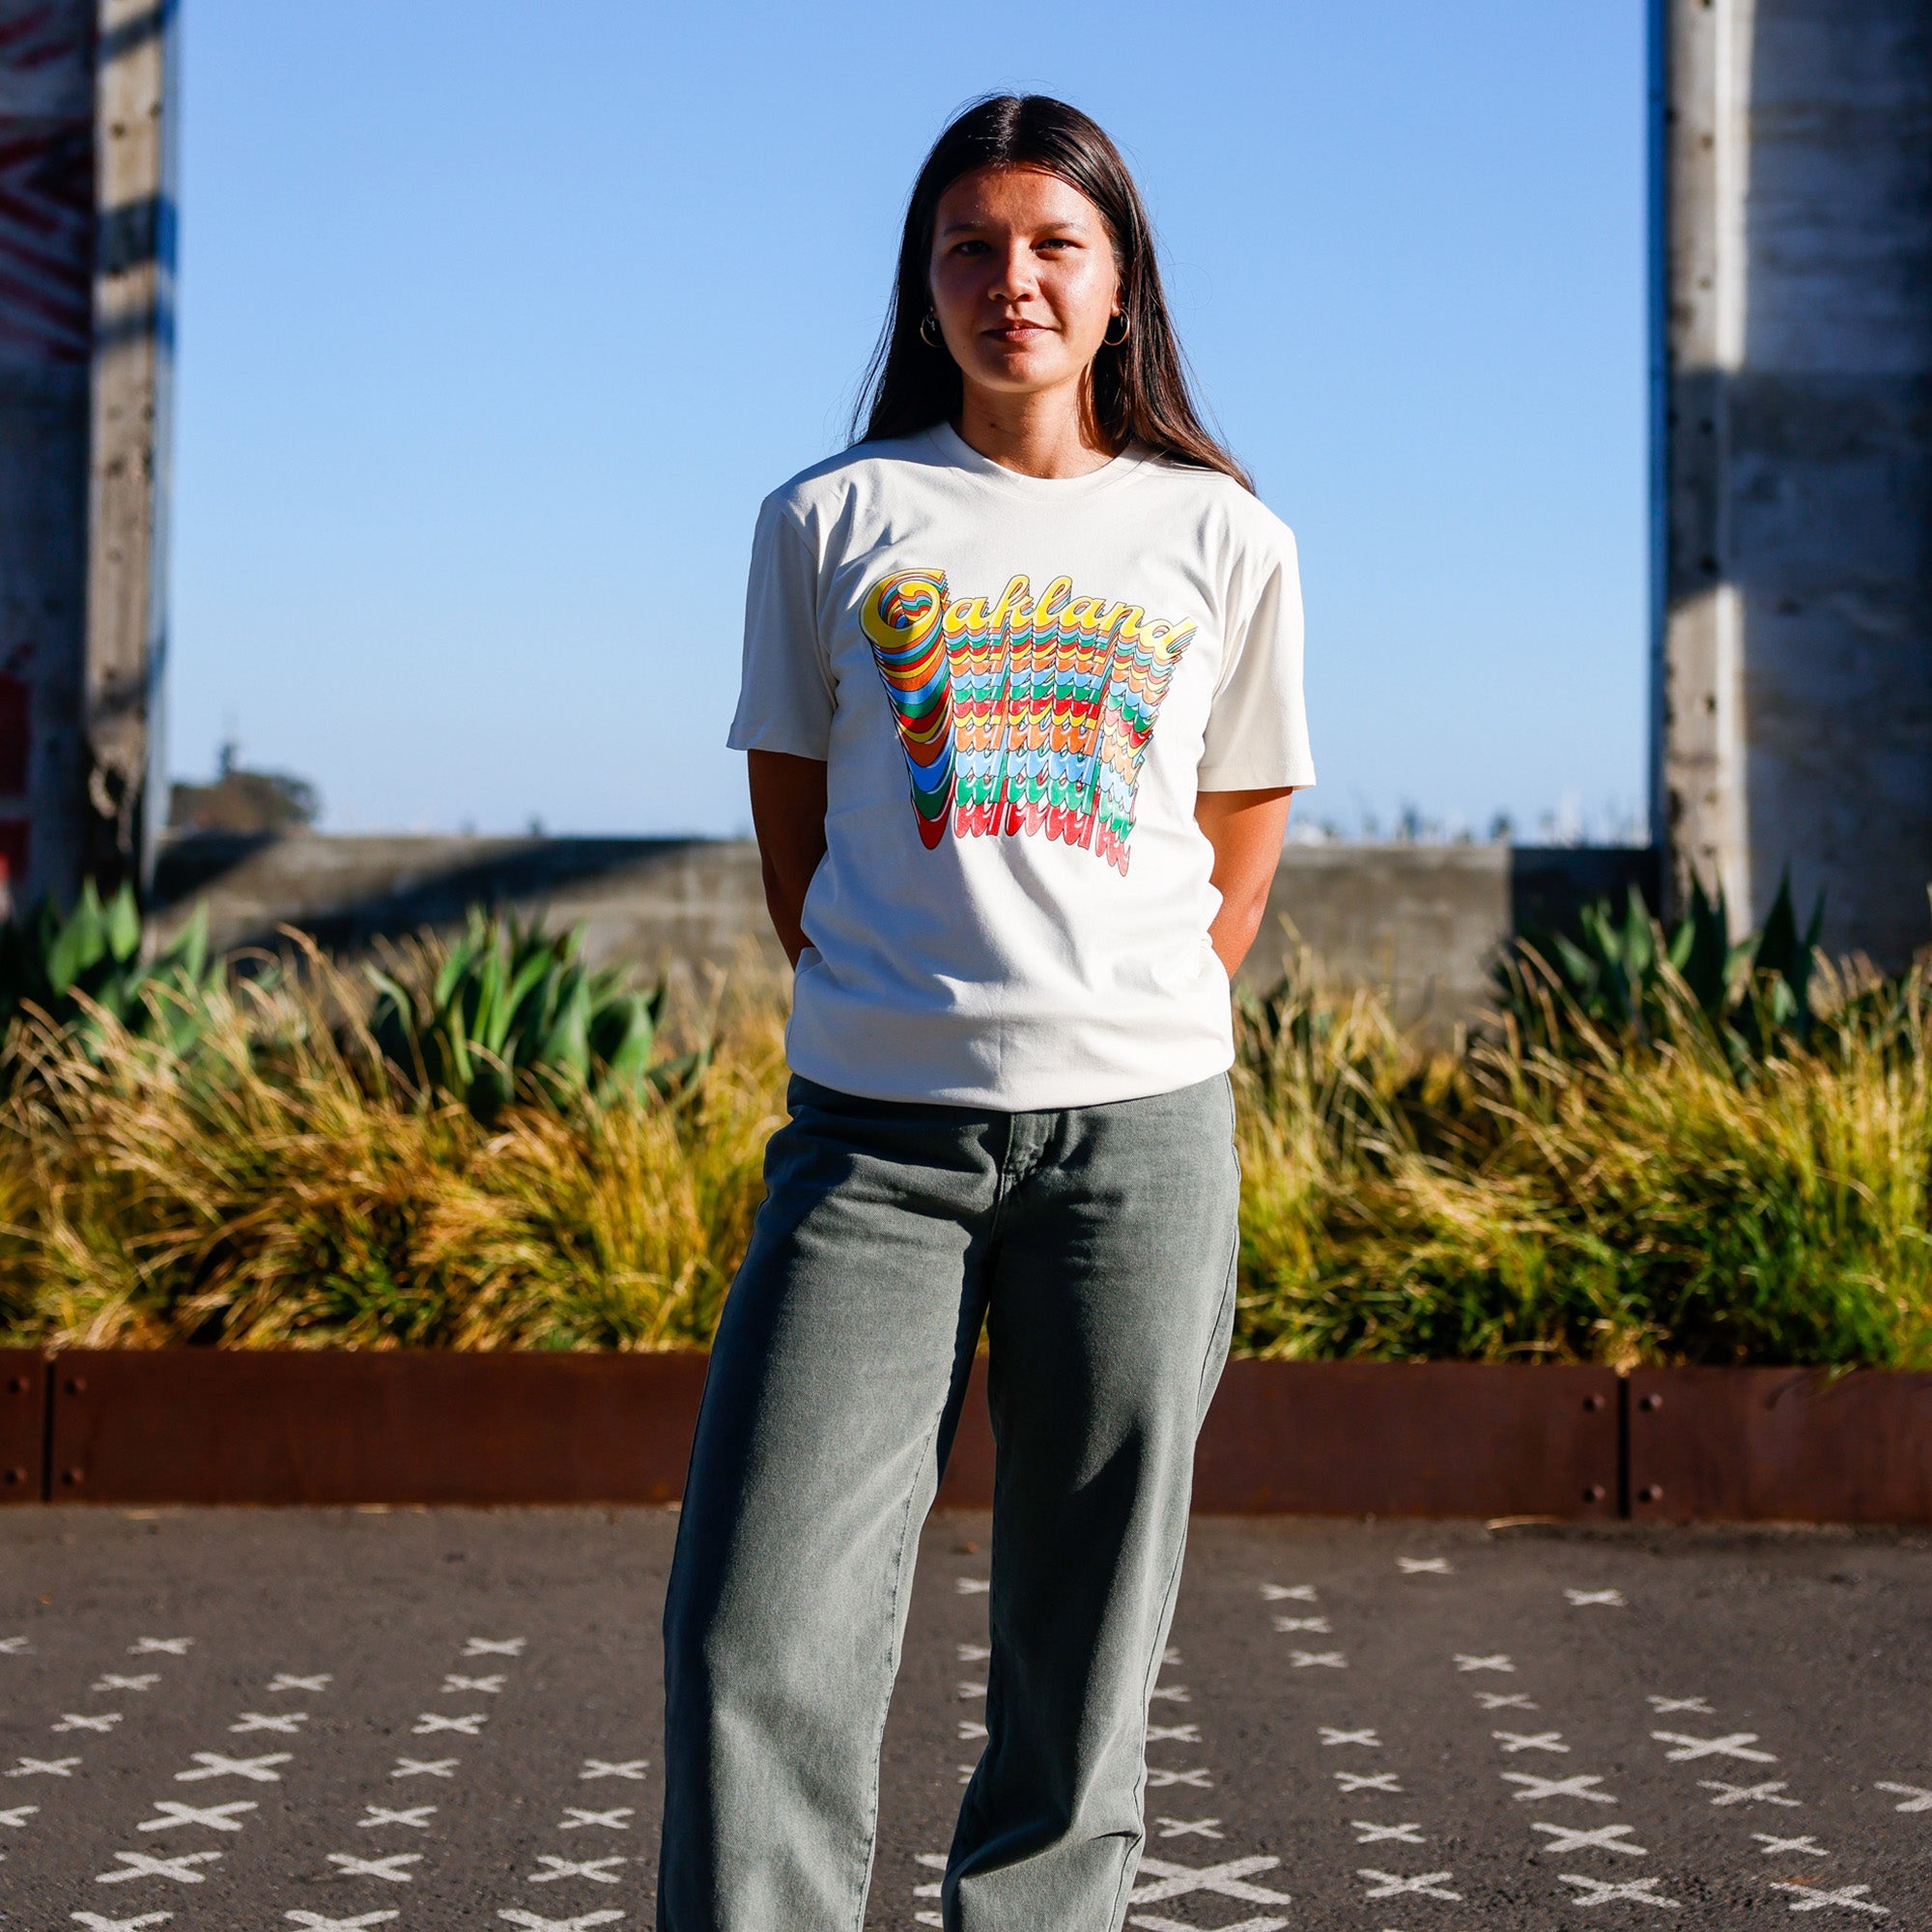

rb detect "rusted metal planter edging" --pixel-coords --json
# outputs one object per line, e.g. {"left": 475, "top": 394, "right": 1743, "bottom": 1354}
{"left": 1193, "top": 1360, "right": 1622, "bottom": 1520}
{"left": 1628, "top": 1367, "right": 1932, "bottom": 1525}
{"left": 0, "top": 1350, "right": 49, "bottom": 1502}
{"left": 43, "top": 1350, "right": 712, "bottom": 1507}
{"left": 30, "top": 1350, "right": 1625, "bottom": 1519}
{"left": 15, "top": 1352, "right": 1932, "bottom": 1521}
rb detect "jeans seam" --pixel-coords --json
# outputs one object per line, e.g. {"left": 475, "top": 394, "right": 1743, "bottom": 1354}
{"left": 1105, "top": 1212, "right": 1239, "bottom": 1932}
{"left": 849, "top": 1396, "right": 951, "bottom": 1932}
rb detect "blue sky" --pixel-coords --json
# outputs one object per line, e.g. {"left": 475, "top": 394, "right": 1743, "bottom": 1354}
{"left": 168, "top": 0, "right": 1647, "bottom": 841}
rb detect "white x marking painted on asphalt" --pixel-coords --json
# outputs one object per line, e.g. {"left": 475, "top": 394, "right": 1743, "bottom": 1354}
{"left": 1358, "top": 1869, "right": 1461, "bottom": 1899}
{"left": 1753, "top": 1833, "right": 1829, "bottom": 1856}
{"left": 1145, "top": 1767, "right": 1213, "bottom": 1789}
{"left": 1130, "top": 1918, "right": 1286, "bottom": 1932}
{"left": 1648, "top": 1695, "right": 1714, "bottom": 1715}
{"left": 955, "top": 1577, "right": 989, "bottom": 1595}
{"left": 1455, "top": 1654, "right": 1514, "bottom": 1672}
{"left": 1350, "top": 1821, "right": 1426, "bottom": 1844}
{"left": 390, "top": 1759, "right": 458, "bottom": 1778}
{"left": 1532, "top": 1822, "right": 1646, "bottom": 1856}
{"left": 560, "top": 1807, "right": 633, "bottom": 1830}
{"left": 72, "top": 1914, "right": 175, "bottom": 1930}
{"left": 412, "top": 1713, "right": 487, "bottom": 1735}
{"left": 230, "top": 1712, "right": 306, "bottom": 1734}
{"left": 580, "top": 1759, "right": 648, "bottom": 1781}
{"left": 1273, "top": 1615, "right": 1331, "bottom": 1633}
{"left": 1503, "top": 1773, "right": 1617, "bottom": 1804}
{"left": 1131, "top": 1854, "right": 1291, "bottom": 1905}
{"left": 1261, "top": 1584, "right": 1317, "bottom": 1601}
{"left": 1561, "top": 1874, "right": 1681, "bottom": 1908}
{"left": 1147, "top": 1724, "right": 1199, "bottom": 1745}
{"left": 0, "top": 1803, "right": 38, "bottom": 1825}
{"left": 1770, "top": 1882, "right": 1889, "bottom": 1915}
{"left": 529, "top": 1855, "right": 627, "bottom": 1884}
{"left": 94, "top": 1674, "right": 159, "bottom": 1692}
{"left": 1155, "top": 1817, "right": 1223, "bottom": 1838}
{"left": 956, "top": 1681, "right": 985, "bottom": 1699}
{"left": 1566, "top": 1588, "right": 1626, "bottom": 1606}
{"left": 96, "top": 1851, "right": 223, "bottom": 1885}
{"left": 54, "top": 1713, "right": 122, "bottom": 1733}
{"left": 1875, "top": 1782, "right": 1932, "bottom": 1812}
{"left": 1289, "top": 1651, "right": 1347, "bottom": 1668}
{"left": 138, "top": 1801, "right": 256, "bottom": 1833}
{"left": 0, "top": 1636, "right": 29, "bottom": 1654}
{"left": 1477, "top": 1692, "right": 1538, "bottom": 1710}
{"left": 1163, "top": 1647, "right": 1181, "bottom": 1665}
{"left": 129, "top": 1638, "right": 192, "bottom": 1657}
{"left": 1654, "top": 1730, "right": 1776, "bottom": 1764}
{"left": 1334, "top": 1772, "right": 1404, "bottom": 1794}
{"left": 1495, "top": 1731, "right": 1570, "bottom": 1753}
{"left": 269, "top": 1674, "right": 332, "bottom": 1692}
{"left": 8, "top": 1756, "right": 80, "bottom": 1776}
{"left": 327, "top": 1853, "right": 420, "bottom": 1882}
{"left": 957, "top": 1720, "right": 987, "bottom": 1741}
{"left": 287, "top": 1915, "right": 402, "bottom": 1930}
{"left": 1149, "top": 1685, "right": 1189, "bottom": 1702}
{"left": 497, "top": 1914, "right": 623, "bottom": 1932}
{"left": 176, "top": 1751, "right": 289, "bottom": 1783}
{"left": 1397, "top": 1557, "right": 1451, "bottom": 1575}
{"left": 443, "top": 1674, "right": 504, "bottom": 1693}
{"left": 463, "top": 1637, "right": 526, "bottom": 1657}
{"left": 1321, "top": 1728, "right": 1380, "bottom": 1747}
{"left": 1701, "top": 1779, "right": 1799, "bottom": 1806}
{"left": 957, "top": 1643, "right": 990, "bottom": 1662}
{"left": 359, "top": 1806, "right": 436, "bottom": 1829}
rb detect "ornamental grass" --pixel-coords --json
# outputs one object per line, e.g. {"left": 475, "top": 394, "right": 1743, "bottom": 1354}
{"left": 0, "top": 943, "right": 782, "bottom": 1352}
{"left": 1, "top": 928, "right": 1928, "bottom": 1367}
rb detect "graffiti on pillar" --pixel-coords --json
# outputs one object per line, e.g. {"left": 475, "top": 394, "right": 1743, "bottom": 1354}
{"left": 0, "top": 2, "right": 96, "bottom": 367}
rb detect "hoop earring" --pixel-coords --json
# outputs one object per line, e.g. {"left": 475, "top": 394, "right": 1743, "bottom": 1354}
{"left": 919, "top": 311, "right": 942, "bottom": 348}
{"left": 1103, "top": 312, "right": 1130, "bottom": 348}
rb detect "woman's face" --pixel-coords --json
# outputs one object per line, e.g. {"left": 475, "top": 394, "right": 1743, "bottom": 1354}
{"left": 927, "top": 164, "right": 1121, "bottom": 404}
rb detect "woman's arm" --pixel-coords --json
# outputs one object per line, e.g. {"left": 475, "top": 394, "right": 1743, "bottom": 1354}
{"left": 1194, "top": 786, "right": 1296, "bottom": 978}
{"left": 747, "top": 750, "right": 829, "bottom": 968}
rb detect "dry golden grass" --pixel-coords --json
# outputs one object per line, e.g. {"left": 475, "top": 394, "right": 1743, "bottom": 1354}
{"left": 0, "top": 949, "right": 789, "bottom": 1351}
{"left": 3, "top": 935, "right": 1928, "bottom": 1365}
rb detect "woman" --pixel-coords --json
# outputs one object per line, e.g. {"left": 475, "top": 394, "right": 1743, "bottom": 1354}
{"left": 658, "top": 94, "right": 1314, "bottom": 1931}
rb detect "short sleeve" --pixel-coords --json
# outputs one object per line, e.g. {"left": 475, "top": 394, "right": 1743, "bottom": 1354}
{"left": 1197, "top": 526, "right": 1317, "bottom": 791}
{"left": 724, "top": 497, "right": 834, "bottom": 758}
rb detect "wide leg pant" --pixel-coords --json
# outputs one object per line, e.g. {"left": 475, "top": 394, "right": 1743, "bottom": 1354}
{"left": 656, "top": 1066, "right": 1243, "bottom": 1931}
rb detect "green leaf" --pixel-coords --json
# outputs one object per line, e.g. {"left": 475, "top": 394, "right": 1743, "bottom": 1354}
{"left": 104, "top": 882, "right": 142, "bottom": 963}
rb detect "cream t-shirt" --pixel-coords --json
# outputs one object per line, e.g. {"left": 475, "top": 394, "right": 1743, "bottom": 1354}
{"left": 726, "top": 423, "right": 1316, "bottom": 1111}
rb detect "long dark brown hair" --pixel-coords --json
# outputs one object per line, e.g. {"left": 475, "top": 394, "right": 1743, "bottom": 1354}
{"left": 853, "top": 95, "right": 1252, "bottom": 491}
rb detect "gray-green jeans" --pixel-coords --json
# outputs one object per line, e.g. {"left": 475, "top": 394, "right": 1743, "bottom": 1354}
{"left": 656, "top": 1067, "right": 1242, "bottom": 1931}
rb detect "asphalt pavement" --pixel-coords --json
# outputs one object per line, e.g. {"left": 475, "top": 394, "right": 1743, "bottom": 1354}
{"left": 1, "top": 1506, "right": 1927, "bottom": 1930}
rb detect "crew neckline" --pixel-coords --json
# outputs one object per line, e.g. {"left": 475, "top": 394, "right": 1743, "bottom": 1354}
{"left": 927, "top": 420, "right": 1146, "bottom": 496}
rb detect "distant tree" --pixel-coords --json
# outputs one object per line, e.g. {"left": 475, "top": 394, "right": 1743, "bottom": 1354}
{"left": 168, "top": 740, "right": 320, "bottom": 835}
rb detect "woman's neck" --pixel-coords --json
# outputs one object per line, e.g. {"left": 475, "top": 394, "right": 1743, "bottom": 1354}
{"left": 954, "top": 378, "right": 1119, "bottom": 479}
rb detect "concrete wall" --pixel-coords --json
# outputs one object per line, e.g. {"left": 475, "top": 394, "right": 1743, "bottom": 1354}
{"left": 151, "top": 833, "right": 1654, "bottom": 1036}
{"left": 1657, "top": 0, "right": 1932, "bottom": 965}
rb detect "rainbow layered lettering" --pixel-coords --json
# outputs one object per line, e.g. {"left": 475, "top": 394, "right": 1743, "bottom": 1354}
{"left": 860, "top": 566, "right": 1196, "bottom": 874}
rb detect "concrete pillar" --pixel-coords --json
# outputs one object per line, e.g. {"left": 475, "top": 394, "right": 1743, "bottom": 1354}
{"left": 0, "top": 0, "right": 173, "bottom": 916}
{"left": 1656, "top": 0, "right": 1932, "bottom": 965}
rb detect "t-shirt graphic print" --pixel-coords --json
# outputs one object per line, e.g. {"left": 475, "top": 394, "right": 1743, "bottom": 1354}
{"left": 726, "top": 423, "right": 1316, "bottom": 1112}
{"left": 862, "top": 566, "right": 1196, "bottom": 870}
